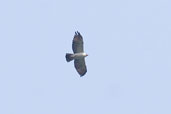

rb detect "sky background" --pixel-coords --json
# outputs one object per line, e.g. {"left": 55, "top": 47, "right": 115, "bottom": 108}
{"left": 0, "top": 0, "right": 171, "bottom": 114}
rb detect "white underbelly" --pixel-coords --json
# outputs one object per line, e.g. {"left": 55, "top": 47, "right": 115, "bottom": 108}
{"left": 72, "top": 53, "right": 84, "bottom": 59}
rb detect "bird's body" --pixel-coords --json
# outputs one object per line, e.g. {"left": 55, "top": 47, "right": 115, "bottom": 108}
{"left": 65, "top": 52, "right": 88, "bottom": 62}
{"left": 65, "top": 31, "right": 88, "bottom": 77}
{"left": 72, "top": 52, "right": 88, "bottom": 59}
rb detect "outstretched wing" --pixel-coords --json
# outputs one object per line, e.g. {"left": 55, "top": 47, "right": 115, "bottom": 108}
{"left": 74, "top": 58, "right": 87, "bottom": 76}
{"left": 72, "top": 31, "right": 84, "bottom": 53}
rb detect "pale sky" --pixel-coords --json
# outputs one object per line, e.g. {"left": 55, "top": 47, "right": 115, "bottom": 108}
{"left": 0, "top": 0, "right": 171, "bottom": 114}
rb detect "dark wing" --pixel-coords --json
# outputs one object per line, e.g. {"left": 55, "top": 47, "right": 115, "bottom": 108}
{"left": 74, "top": 58, "right": 87, "bottom": 76}
{"left": 72, "top": 31, "right": 84, "bottom": 53}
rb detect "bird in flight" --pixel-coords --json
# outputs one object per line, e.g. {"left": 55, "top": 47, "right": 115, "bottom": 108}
{"left": 65, "top": 31, "right": 88, "bottom": 77}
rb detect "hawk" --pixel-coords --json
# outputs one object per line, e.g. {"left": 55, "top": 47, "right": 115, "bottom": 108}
{"left": 65, "top": 31, "right": 88, "bottom": 77}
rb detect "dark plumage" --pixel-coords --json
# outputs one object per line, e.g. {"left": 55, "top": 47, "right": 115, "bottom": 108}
{"left": 65, "top": 31, "right": 88, "bottom": 77}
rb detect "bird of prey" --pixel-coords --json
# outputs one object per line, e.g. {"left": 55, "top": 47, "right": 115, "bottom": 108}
{"left": 65, "top": 31, "right": 88, "bottom": 77}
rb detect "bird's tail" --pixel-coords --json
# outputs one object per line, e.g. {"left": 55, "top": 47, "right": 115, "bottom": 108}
{"left": 65, "top": 53, "right": 74, "bottom": 62}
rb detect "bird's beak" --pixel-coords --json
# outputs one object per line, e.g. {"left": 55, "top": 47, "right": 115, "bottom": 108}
{"left": 86, "top": 54, "right": 88, "bottom": 56}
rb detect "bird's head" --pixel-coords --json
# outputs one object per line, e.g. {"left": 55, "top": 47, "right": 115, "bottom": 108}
{"left": 83, "top": 53, "right": 88, "bottom": 57}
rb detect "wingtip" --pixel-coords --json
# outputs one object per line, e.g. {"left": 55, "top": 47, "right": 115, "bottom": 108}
{"left": 80, "top": 71, "right": 87, "bottom": 77}
{"left": 74, "top": 31, "right": 81, "bottom": 36}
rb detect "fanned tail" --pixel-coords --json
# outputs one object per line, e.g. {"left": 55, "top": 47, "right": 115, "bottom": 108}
{"left": 65, "top": 53, "right": 74, "bottom": 62}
